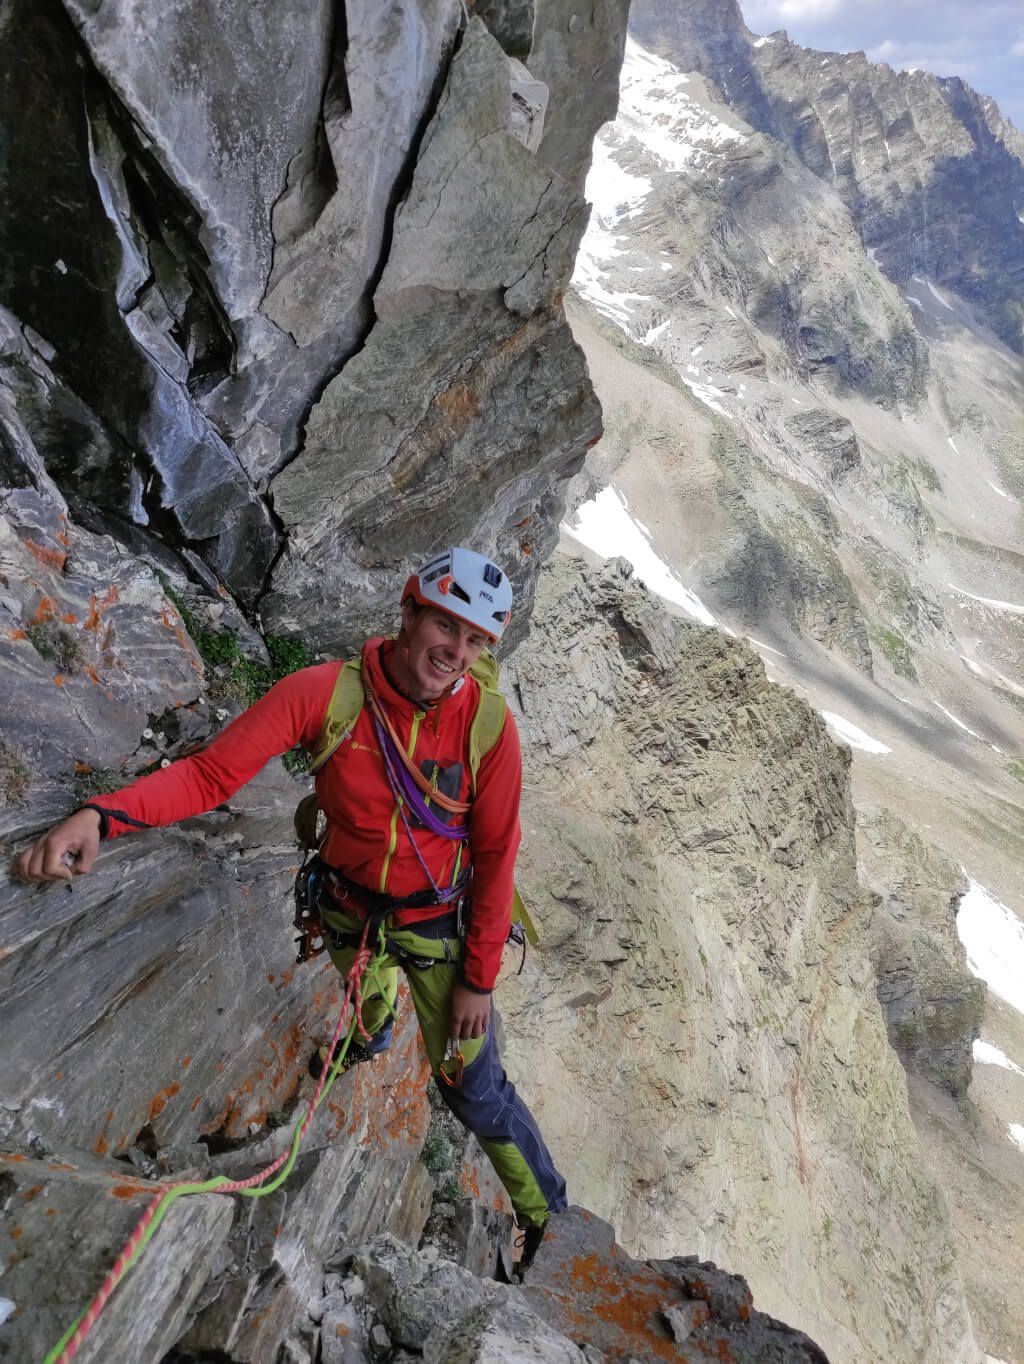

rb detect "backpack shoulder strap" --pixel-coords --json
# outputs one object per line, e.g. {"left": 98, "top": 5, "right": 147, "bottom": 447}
{"left": 309, "top": 659, "right": 365, "bottom": 775}
{"left": 467, "top": 651, "right": 507, "bottom": 796}
{"left": 465, "top": 653, "right": 537, "bottom": 943}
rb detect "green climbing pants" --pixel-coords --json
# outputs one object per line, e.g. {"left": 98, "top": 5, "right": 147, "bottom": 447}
{"left": 322, "top": 906, "right": 567, "bottom": 1228}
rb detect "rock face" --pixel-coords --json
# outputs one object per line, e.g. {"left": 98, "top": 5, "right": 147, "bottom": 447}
{"left": 0, "top": 6, "right": 997, "bottom": 1364}
{"left": 630, "top": 0, "right": 1024, "bottom": 353}
{"left": 860, "top": 807, "right": 985, "bottom": 1098}
{"left": 563, "top": 6, "right": 1024, "bottom": 1357}
{"left": 500, "top": 556, "right": 978, "bottom": 1364}
{"left": 297, "top": 1210, "right": 831, "bottom": 1363}
{"left": 0, "top": 3, "right": 627, "bottom": 1358}
{"left": 0, "top": 0, "right": 621, "bottom": 638}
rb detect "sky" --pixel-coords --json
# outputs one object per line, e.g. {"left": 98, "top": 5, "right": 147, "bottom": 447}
{"left": 738, "top": 0, "right": 1024, "bottom": 131}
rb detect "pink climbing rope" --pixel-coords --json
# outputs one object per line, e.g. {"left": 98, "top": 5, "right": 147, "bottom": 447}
{"left": 52, "top": 922, "right": 376, "bottom": 1364}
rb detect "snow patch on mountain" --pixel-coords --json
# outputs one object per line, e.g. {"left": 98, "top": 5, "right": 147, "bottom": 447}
{"left": 563, "top": 485, "right": 717, "bottom": 626}
{"left": 974, "top": 1040, "right": 1024, "bottom": 1078}
{"left": 958, "top": 879, "right": 1024, "bottom": 1016}
{"left": 821, "top": 712, "right": 892, "bottom": 755}
{"left": 573, "top": 37, "right": 746, "bottom": 333}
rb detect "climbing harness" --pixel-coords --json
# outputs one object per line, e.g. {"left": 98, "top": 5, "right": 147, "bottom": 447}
{"left": 41, "top": 917, "right": 395, "bottom": 1364}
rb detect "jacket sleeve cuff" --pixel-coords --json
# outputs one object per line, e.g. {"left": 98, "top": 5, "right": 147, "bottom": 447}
{"left": 81, "top": 804, "right": 111, "bottom": 840}
{"left": 457, "top": 968, "right": 493, "bottom": 996}
{"left": 80, "top": 804, "right": 152, "bottom": 840}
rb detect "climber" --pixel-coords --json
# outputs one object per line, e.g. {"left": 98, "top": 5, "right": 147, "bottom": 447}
{"left": 13, "top": 546, "right": 566, "bottom": 1265}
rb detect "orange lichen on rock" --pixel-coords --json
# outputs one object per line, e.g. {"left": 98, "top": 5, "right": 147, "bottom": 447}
{"left": 110, "top": 1185, "right": 148, "bottom": 1199}
{"left": 561, "top": 1253, "right": 681, "bottom": 1361}
{"left": 21, "top": 1185, "right": 44, "bottom": 1201}
{"left": 31, "top": 596, "right": 55, "bottom": 625}
{"left": 434, "top": 382, "right": 479, "bottom": 425}
{"left": 7, "top": 627, "right": 27, "bottom": 641}
{"left": 148, "top": 1083, "right": 181, "bottom": 1120}
{"left": 25, "top": 540, "right": 68, "bottom": 571}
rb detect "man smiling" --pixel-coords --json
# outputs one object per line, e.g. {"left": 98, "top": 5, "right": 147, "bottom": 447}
{"left": 14, "top": 547, "right": 567, "bottom": 1262}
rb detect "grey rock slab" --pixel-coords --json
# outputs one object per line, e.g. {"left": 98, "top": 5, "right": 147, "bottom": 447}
{"left": 528, "top": 0, "right": 631, "bottom": 187}
{"left": 263, "top": 0, "right": 462, "bottom": 349}
{"left": 264, "top": 299, "right": 599, "bottom": 656}
{"left": 179, "top": 1018, "right": 433, "bottom": 1361}
{"left": 62, "top": 0, "right": 334, "bottom": 322}
{"left": 352, "top": 1234, "right": 498, "bottom": 1350}
{"left": 0, "top": 486, "right": 205, "bottom": 794}
{"left": 472, "top": 0, "right": 536, "bottom": 59}
{"left": 345, "top": 1234, "right": 587, "bottom": 1362}
{"left": 509, "top": 58, "right": 550, "bottom": 154}
{"left": 377, "top": 20, "right": 587, "bottom": 319}
{"left": 1, "top": 16, "right": 280, "bottom": 600}
{"left": 422, "top": 1296, "right": 590, "bottom": 1362}
{"left": 0, "top": 1151, "right": 232, "bottom": 1364}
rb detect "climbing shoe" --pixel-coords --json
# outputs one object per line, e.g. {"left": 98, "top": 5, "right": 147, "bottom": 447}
{"left": 308, "top": 1020, "right": 394, "bottom": 1081}
{"left": 513, "top": 1217, "right": 549, "bottom": 1278}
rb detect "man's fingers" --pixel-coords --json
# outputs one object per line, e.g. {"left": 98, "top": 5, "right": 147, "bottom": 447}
{"left": 41, "top": 839, "right": 73, "bottom": 881}
{"left": 71, "top": 837, "right": 99, "bottom": 875}
{"left": 13, "top": 812, "right": 103, "bottom": 883}
{"left": 25, "top": 842, "right": 51, "bottom": 882}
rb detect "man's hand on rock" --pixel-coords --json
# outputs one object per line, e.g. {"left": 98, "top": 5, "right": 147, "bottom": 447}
{"left": 13, "top": 808, "right": 102, "bottom": 883}
{"left": 449, "top": 981, "right": 491, "bottom": 1040}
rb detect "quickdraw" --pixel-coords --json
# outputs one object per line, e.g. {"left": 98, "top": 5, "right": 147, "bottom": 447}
{"left": 439, "top": 1039, "right": 465, "bottom": 1089}
{"left": 293, "top": 854, "right": 327, "bottom": 963}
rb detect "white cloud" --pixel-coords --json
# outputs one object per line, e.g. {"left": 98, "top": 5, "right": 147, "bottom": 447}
{"left": 866, "top": 37, "right": 978, "bottom": 79}
{"left": 1012, "top": 39, "right": 1024, "bottom": 56}
{"left": 743, "top": 0, "right": 844, "bottom": 24}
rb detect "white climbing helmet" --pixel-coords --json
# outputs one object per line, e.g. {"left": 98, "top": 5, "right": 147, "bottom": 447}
{"left": 403, "top": 547, "right": 513, "bottom": 643}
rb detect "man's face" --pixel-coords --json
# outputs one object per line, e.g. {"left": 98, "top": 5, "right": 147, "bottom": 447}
{"left": 398, "top": 604, "right": 489, "bottom": 701}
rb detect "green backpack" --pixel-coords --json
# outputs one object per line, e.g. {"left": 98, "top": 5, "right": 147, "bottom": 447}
{"left": 293, "top": 650, "right": 537, "bottom": 945}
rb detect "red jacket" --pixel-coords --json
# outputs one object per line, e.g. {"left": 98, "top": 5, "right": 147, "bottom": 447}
{"left": 89, "top": 638, "right": 522, "bottom": 991}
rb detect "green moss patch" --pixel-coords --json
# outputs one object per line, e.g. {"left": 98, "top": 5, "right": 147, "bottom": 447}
{"left": 869, "top": 625, "right": 917, "bottom": 680}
